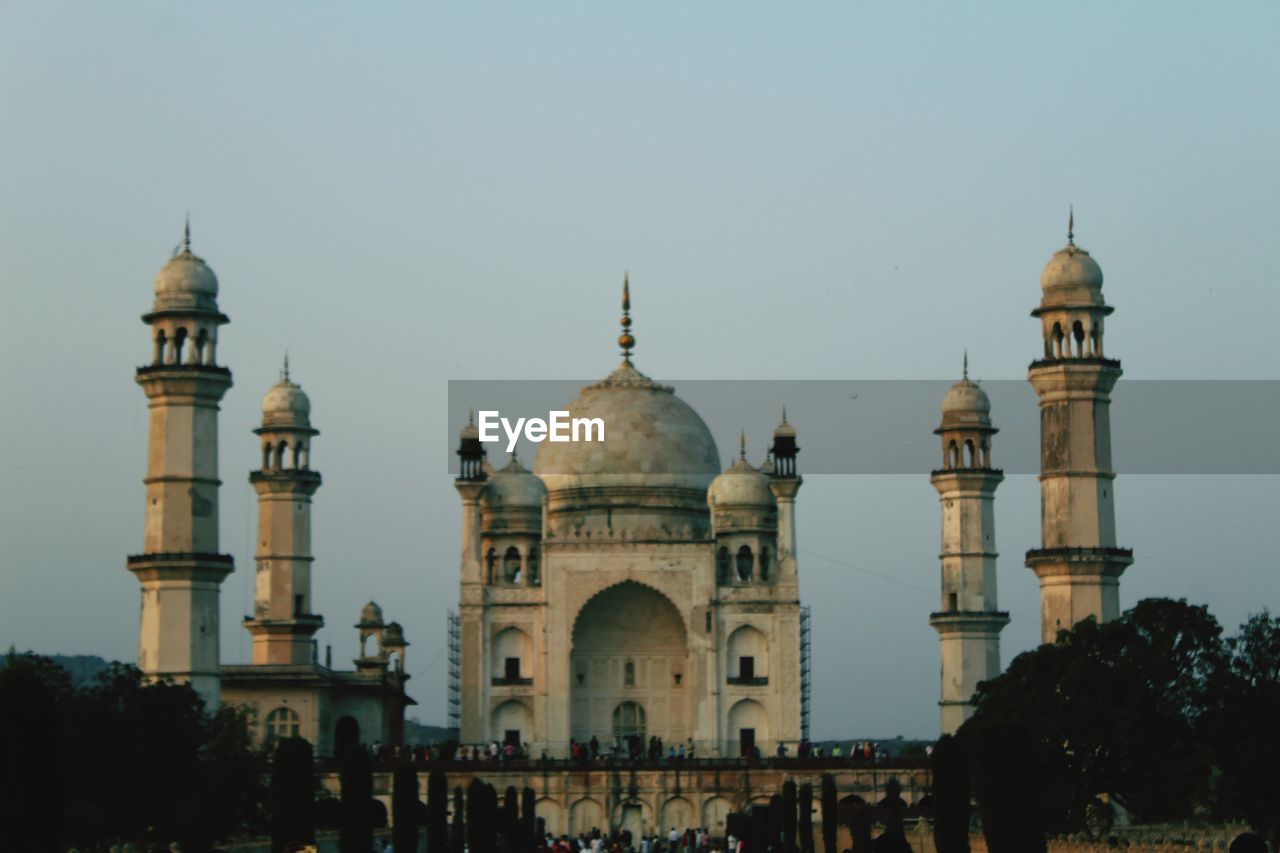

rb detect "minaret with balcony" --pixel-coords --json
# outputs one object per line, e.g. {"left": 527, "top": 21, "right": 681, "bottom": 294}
{"left": 1025, "top": 213, "right": 1133, "bottom": 644}
{"left": 928, "top": 358, "right": 1009, "bottom": 735}
{"left": 242, "top": 359, "right": 324, "bottom": 665}
{"left": 127, "top": 222, "right": 234, "bottom": 710}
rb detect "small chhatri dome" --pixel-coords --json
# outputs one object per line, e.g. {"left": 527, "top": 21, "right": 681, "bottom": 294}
{"left": 1040, "top": 208, "right": 1104, "bottom": 295}
{"left": 484, "top": 455, "right": 547, "bottom": 509}
{"left": 261, "top": 356, "right": 313, "bottom": 429}
{"left": 708, "top": 433, "right": 776, "bottom": 508}
{"left": 459, "top": 410, "right": 480, "bottom": 441}
{"left": 773, "top": 407, "right": 797, "bottom": 438}
{"left": 359, "top": 601, "right": 384, "bottom": 627}
{"left": 383, "top": 621, "right": 407, "bottom": 646}
{"left": 153, "top": 217, "right": 220, "bottom": 312}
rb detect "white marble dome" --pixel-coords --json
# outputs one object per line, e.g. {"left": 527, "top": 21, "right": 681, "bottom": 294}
{"left": 261, "top": 379, "right": 312, "bottom": 429}
{"left": 708, "top": 458, "right": 775, "bottom": 508}
{"left": 359, "top": 601, "right": 384, "bottom": 626}
{"left": 154, "top": 249, "right": 219, "bottom": 312}
{"left": 533, "top": 361, "right": 721, "bottom": 491}
{"left": 484, "top": 457, "right": 547, "bottom": 509}
{"left": 1041, "top": 244, "right": 1103, "bottom": 293}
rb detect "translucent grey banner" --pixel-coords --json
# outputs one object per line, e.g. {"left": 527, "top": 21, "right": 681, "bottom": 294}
{"left": 447, "top": 380, "right": 1280, "bottom": 475}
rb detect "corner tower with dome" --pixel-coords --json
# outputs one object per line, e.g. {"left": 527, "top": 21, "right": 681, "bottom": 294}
{"left": 454, "top": 279, "right": 805, "bottom": 757}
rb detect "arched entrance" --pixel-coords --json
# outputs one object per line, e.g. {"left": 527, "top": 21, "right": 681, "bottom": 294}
{"left": 570, "top": 581, "right": 689, "bottom": 746}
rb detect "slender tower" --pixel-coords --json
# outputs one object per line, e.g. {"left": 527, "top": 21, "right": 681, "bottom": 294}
{"left": 928, "top": 358, "right": 1009, "bottom": 735}
{"left": 127, "top": 222, "right": 233, "bottom": 710}
{"left": 243, "top": 359, "right": 324, "bottom": 665}
{"left": 1025, "top": 213, "right": 1133, "bottom": 644}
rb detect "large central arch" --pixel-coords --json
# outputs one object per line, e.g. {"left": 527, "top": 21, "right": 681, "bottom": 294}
{"left": 570, "top": 581, "right": 690, "bottom": 745}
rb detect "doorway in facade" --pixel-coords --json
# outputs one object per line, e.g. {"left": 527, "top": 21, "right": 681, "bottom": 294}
{"left": 739, "top": 727, "right": 755, "bottom": 757}
{"left": 335, "top": 715, "right": 359, "bottom": 757}
{"left": 613, "top": 701, "right": 646, "bottom": 756}
{"left": 504, "top": 729, "right": 521, "bottom": 748}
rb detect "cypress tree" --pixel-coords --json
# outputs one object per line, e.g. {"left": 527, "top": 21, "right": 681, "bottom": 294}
{"left": 339, "top": 746, "right": 374, "bottom": 853}
{"left": 769, "top": 794, "right": 784, "bottom": 852}
{"left": 848, "top": 805, "right": 873, "bottom": 853}
{"left": 502, "top": 786, "right": 521, "bottom": 853}
{"left": 798, "top": 783, "right": 815, "bottom": 853}
{"left": 467, "top": 778, "right": 489, "bottom": 853}
{"left": 0, "top": 656, "right": 65, "bottom": 853}
{"left": 452, "top": 785, "right": 467, "bottom": 852}
{"left": 270, "top": 737, "right": 317, "bottom": 853}
{"left": 782, "top": 780, "right": 798, "bottom": 853}
{"left": 393, "top": 759, "right": 421, "bottom": 853}
{"left": 931, "top": 735, "right": 971, "bottom": 853}
{"left": 427, "top": 769, "right": 449, "bottom": 853}
{"left": 522, "top": 786, "right": 537, "bottom": 847}
{"left": 819, "top": 774, "right": 837, "bottom": 853}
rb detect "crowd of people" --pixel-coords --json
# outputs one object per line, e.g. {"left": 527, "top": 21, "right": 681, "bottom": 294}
{"left": 533, "top": 826, "right": 730, "bottom": 853}
{"left": 365, "top": 737, "right": 895, "bottom": 768}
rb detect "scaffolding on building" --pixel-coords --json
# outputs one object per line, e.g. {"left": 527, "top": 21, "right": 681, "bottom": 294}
{"left": 800, "top": 605, "right": 812, "bottom": 742}
{"left": 447, "top": 608, "right": 461, "bottom": 741}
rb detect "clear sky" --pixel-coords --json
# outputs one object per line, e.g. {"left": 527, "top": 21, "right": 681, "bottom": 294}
{"left": 1, "top": 2, "right": 1277, "bottom": 739}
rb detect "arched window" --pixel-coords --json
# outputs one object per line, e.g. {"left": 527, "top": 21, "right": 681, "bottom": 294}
{"left": 153, "top": 329, "right": 167, "bottom": 365}
{"left": 194, "top": 328, "right": 208, "bottom": 364}
{"left": 716, "top": 547, "right": 730, "bottom": 584}
{"left": 486, "top": 548, "right": 497, "bottom": 583}
{"left": 759, "top": 547, "right": 770, "bottom": 582}
{"left": 504, "top": 547, "right": 521, "bottom": 583}
{"left": 527, "top": 548, "right": 540, "bottom": 585}
{"left": 736, "top": 546, "right": 753, "bottom": 582}
{"left": 265, "top": 706, "right": 300, "bottom": 742}
{"left": 612, "top": 701, "right": 646, "bottom": 741}
{"left": 262, "top": 442, "right": 272, "bottom": 470}
{"left": 277, "top": 440, "right": 288, "bottom": 470}
{"left": 1072, "top": 321, "right": 1086, "bottom": 358}
{"left": 964, "top": 439, "right": 976, "bottom": 468}
{"left": 948, "top": 441, "right": 959, "bottom": 468}
{"left": 173, "top": 327, "right": 188, "bottom": 364}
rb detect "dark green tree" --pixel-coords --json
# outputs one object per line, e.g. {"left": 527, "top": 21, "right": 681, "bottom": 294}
{"left": 393, "top": 759, "right": 421, "bottom": 853}
{"left": 339, "top": 746, "right": 375, "bottom": 852}
{"left": 0, "top": 652, "right": 65, "bottom": 853}
{"left": 427, "top": 769, "right": 449, "bottom": 853}
{"left": 874, "top": 778, "right": 911, "bottom": 852}
{"left": 966, "top": 720, "right": 1044, "bottom": 853}
{"left": 769, "top": 793, "right": 784, "bottom": 852}
{"left": 782, "top": 779, "right": 798, "bottom": 852}
{"left": 1209, "top": 611, "right": 1280, "bottom": 848}
{"left": 964, "top": 598, "right": 1226, "bottom": 831}
{"left": 452, "top": 785, "right": 467, "bottom": 852}
{"left": 269, "top": 737, "right": 316, "bottom": 853}
{"left": 930, "top": 735, "right": 970, "bottom": 853}
{"left": 847, "top": 803, "right": 873, "bottom": 853}
{"left": 798, "top": 783, "right": 815, "bottom": 853}
{"left": 820, "top": 774, "right": 838, "bottom": 853}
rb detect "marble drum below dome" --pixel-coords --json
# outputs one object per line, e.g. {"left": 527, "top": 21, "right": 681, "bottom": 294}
{"left": 533, "top": 361, "right": 721, "bottom": 542}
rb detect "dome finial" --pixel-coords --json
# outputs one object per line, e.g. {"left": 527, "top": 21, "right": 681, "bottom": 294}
{"left": 1067, "top": 205, "right": 1075, "bottom": 247}
{"left": 781, "top": 405, "right": 788, "bottom": 425}
{"left": 739, "top": 429, "right": 747, "bottom": 461}
{"left": 183, "top": 212, "right": 191, "bottom": 253}
{"left": 963, "top": 349, "right": 969, "bottom": 380}
{"left": 281, "top": 351, "right": 291, "bottom": 382}
{"left": 618, "top": 271, "right": 636, "bottom": 363}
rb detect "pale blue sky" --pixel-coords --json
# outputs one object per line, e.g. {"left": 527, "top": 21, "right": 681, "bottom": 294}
{"left": 1, "top": 2, "right": 1277, "bottom": 738}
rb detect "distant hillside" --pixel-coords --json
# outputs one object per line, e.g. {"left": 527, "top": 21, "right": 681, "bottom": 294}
{"left": 1, "top": 652, "right": 112, "bottom": 688}
{"left": 404, "top": 718, "right": 453, "bottom": 745}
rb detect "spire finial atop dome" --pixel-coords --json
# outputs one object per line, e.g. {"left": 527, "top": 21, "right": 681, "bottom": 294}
{"left": 183, "top": 212, "right": 191, "bottom": 253}
{"left": 963, "top": 349, "right": 969, "bottom": 380}
{"left": 281, "top": 351, "right": 290, "bottom": 382}
{"left": 1067, "top": 205, "right": 1075, "bottom": 247}
{"left": 739, "top": 429, "right": 747, "bottom": 461}
{"left": 781, "top": 405, "right": 788, "bottom": 425}
{"left": 618, "top": 272, "right": 635, "bottom": 363}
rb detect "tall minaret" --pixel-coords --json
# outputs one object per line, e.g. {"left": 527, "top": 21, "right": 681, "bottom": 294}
{"left": 454, "top": 416, "right": 488, "bottom": 744}
{"left": 127, "top": 221, "right": 233, "bottom": 710}
{"left": 928, "top": 358, "right": 1009, "bottom": 735}
{"left": 243, "top": 359, "right": 324, "bottom": 665}
{"left": 1025, "top": 212, "right": 1133, "bottom": 644}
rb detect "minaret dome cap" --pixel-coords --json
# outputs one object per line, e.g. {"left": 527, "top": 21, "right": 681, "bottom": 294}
{"left": 261, "top": 378, "right": 312, "bottom": 429}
